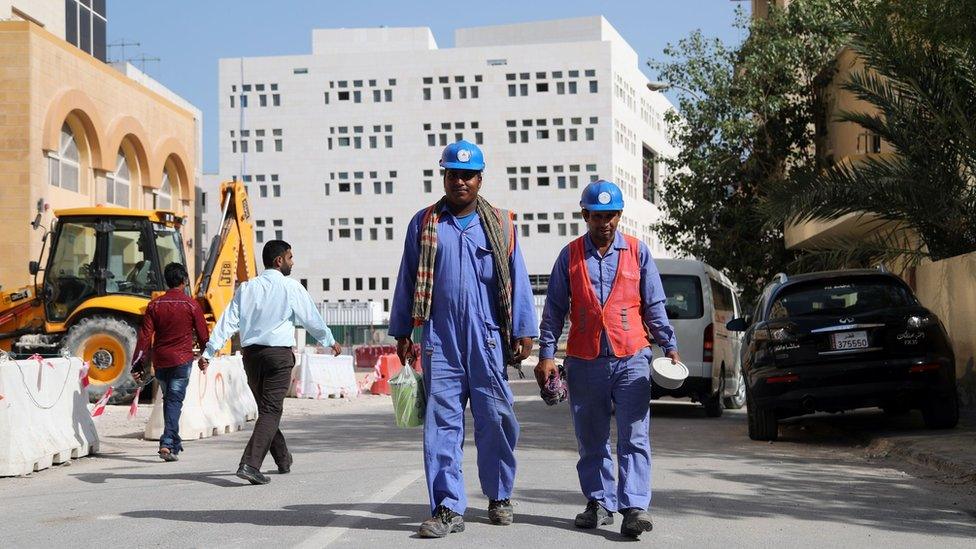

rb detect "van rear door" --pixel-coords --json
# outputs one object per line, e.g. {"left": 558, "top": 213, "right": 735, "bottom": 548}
{"left": 658, "top": 274, "right": 705, "bottom": 373}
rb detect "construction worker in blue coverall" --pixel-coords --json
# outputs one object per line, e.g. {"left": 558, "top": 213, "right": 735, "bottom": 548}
{"left": 535, "top": 179, "right": 680, "bottom": 540}
{"left": 389, "top": 140, "right": 539, "bottom": 538}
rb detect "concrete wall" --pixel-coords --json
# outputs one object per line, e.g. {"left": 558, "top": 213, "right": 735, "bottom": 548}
{"left": 915, "top": 252, "right": 976, "bottom": 406}
{"left": 0, "top": 21, "right": 198, "bottom": 289}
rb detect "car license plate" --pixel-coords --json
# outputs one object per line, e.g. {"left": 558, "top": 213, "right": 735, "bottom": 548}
{"left": 831, "top": 330, "right": 869, "bottom": 350}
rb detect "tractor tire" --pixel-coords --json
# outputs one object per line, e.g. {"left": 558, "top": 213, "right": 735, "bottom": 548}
{"left": 62, "top": 316, "right": 139, "bottom": 404}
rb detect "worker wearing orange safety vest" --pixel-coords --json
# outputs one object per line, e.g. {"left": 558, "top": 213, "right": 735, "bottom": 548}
{"left": 535, "top": 179, "right": 680, "bottom": 540}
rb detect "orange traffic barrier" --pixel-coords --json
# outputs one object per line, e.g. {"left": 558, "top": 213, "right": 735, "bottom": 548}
{"left": 371, "top": 354, "right": 402, "bottom": 395}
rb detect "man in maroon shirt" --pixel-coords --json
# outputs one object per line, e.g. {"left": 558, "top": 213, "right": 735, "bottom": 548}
{"left": 132, "top": 262, "right": 210, "bottom": 462}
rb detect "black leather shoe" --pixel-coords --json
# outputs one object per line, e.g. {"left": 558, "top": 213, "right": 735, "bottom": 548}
{"left": 488, "top": 499, "right": 514, "bottom": 525}
{"left": 236, "top": 464, "right": 270, "bottom": 485}
{"left": 575, "top": 500, "right": 613, "bottom": 529}
{"left": 620, "top": 508, "right": 653, "bottom": 538}
{"left": 418, "top": 505, "right": 464, "bottom": 538}
{"left": 277, "top": 454, "right": 293, "bottom": 474}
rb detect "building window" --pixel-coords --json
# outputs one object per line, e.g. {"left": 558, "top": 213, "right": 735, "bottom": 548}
{"left": 48, "top": 122, "right": 80, "bottom": 192}
{"left": 323, "top": 278, "right": 330, "bottom": 291}
{"left": 300, "top": 278, "right": 308, "bottom": 289}
{"left": 643, "top": 145, "right": 658, "bottom": 204}
{"left": 106, "top": 151, "right": 130, "bottom": 207}
{"left": 65, "top": 0, "right": 107, "bottom": 61}
{"left": 156, "top": 171, "right": 174, "bottom": 210}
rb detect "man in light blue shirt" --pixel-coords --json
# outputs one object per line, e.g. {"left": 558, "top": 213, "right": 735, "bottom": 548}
{"left": 202, "top": 240, "right": 341, "bottom": 485}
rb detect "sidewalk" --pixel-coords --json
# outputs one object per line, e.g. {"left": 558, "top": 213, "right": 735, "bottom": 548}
{"left": 859, "top": 406, "right": 976, "bottom": 483}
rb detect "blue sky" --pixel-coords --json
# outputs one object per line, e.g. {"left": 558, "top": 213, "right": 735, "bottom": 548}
{"left": 107, "top": 1, "right": 748, "bottom": 172}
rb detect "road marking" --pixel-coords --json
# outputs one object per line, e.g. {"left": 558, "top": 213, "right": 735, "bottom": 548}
{"left": 293, "top": 469, "right": 424, "bottom": 548}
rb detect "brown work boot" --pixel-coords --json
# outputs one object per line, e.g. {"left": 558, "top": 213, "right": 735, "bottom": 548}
{"left": 418, "top": 505, "right": 464, "bottom": 538}
{"left": 488, "top": 499, "right": 514, "bottom": 525}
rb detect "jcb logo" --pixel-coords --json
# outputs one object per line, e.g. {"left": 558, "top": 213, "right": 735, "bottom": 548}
{"left": 241, "top": 198, "right": 251, "bottom": 220}
{"left": 219, "top": 262, "right": 233, "bottom": 286}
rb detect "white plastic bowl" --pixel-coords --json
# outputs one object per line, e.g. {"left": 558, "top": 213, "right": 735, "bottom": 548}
{"left": 651, "top": 357, "right": 689, "bottom": 390}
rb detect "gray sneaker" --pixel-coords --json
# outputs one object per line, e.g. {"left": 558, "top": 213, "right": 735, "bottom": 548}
{"left": 418, "top": 505, "right": 464, "bottom": 538}
{"left": 620, "top": 508, "right": 653, "bottom": 538}
{"left": 575, "top": 500, "right": 613, "bottom": 529}
{"left": 488, "top": 499, "right": 514, "bottom": 525}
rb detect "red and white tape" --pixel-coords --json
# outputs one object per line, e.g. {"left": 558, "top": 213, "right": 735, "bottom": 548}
{"left": 128, "top": 386, "right": 142, "bottom": 420}
{"left": 79, "top": 361, "right": 90, "bottom": 388}
{"left": 90, "top": 386, "right": 113, "bottom": 417}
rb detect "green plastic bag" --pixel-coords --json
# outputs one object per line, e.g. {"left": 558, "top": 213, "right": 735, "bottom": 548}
{"left": 390, "top": 360, "right": 425, "bottom": 428}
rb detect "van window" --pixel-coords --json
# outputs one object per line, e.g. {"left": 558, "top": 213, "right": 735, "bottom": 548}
{"left": 709, "top": 278, "right": 735, "bottom": 315}
{"left": 661, "top": 275, "right": 704, "bottom": 319}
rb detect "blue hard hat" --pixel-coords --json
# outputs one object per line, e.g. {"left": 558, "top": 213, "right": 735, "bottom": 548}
{"left": 439, "top": 140, "right": 485, "bottom": 171}
{"left": 580, "top": 180, "right": 625, "bottom": 211}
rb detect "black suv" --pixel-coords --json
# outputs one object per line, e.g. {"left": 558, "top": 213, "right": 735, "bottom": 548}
{"left": 727, "top": 269, "right": 959, "bottom": 441}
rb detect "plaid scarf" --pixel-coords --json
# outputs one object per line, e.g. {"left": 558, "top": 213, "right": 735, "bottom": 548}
{"left": 412, "top": 196, "right": 516, "bottom": 364}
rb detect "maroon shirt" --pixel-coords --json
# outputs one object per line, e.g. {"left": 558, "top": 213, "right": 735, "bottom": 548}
{"left": 134, "top": 288, "right": 210, "bottom": 369}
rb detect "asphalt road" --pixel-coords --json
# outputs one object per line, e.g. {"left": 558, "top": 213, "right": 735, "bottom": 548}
{"left": 2, "top": 380, "right": 974, "bottom": 548}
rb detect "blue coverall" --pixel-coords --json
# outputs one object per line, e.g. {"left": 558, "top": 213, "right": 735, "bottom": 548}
{"left": 390, "top": 204, "right": 539, "bottom": 515}
{"left": 539, "top": 231, "right": 677, "bottom": 512}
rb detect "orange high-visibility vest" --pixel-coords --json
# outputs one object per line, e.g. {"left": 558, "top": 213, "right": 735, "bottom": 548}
{"left": 566, "top": 234, "right": 649, "bottom": 360}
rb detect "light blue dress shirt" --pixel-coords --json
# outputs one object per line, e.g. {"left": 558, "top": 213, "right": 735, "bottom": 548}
{"left": 202, "top": 269, "right": 336, "bottom": 359}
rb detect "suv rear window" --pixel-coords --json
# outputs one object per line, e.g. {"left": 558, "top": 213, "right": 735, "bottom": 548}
{"left": 769, "top": 276, "right": 915, "bottom": 319}
{"left": 661, "top": 275, "right": 704, "bottom": 319}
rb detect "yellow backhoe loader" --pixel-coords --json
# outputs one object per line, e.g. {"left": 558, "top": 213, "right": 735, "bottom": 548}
{"left": 0, "top": 181, "right": 255, "bottom": 403}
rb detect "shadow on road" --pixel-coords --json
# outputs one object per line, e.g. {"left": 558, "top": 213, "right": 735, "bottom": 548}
{"left": 72, "top": 470, "right": 245, "bottom": 488}
{"left": 121, "top": 502, "right": 629, "bottom": 541}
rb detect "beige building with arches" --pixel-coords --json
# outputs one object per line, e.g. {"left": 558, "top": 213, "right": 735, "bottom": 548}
{"left": 0, "top": 18, "right": 198, "bottom": 289}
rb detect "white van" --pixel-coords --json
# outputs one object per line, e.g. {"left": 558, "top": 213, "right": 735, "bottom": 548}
{"left": 651, "top": 259, "right": 746, "bottom": 417}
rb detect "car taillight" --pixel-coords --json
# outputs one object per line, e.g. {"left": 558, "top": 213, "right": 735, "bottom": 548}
{"left": 703, "top": 323, "right": 714, "bottom": 363}
{"left": 766, "top": 374, "right": 800, "bottom": 384}
{"left": 909, "top": 363, "right": 940, "bottom": 373}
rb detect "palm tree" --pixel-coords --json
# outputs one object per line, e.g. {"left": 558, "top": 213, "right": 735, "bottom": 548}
{"left": 763, "top": 0, "right": 976, "bottom": 271}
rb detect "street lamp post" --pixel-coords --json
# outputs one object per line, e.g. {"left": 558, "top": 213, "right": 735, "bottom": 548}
{"left": 646, "top": 80, "right": 703, "bottom": 101}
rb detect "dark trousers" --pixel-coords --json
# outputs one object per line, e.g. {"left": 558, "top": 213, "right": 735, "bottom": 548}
{"left": 156, "top": 361, "right": 193, "bottom": 454}
{"left": 240, "top": 345, "right": 295, "bottom": 469}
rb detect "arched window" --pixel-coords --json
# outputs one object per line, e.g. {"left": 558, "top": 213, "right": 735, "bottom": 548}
{"left": 106, "top": 151, "right": 130, "bottom": 207}
{"left": 155, "top": 170, "right": 173, "bottom": 210}
{"left": 48, "top": 123, "right": 80, "bottom": 192}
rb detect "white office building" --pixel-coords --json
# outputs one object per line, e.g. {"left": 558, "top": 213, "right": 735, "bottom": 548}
{"left": 203, "top": 16, "right": 677, "bottom": 321}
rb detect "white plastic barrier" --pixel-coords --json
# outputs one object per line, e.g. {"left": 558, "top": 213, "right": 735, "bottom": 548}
{"left": 290, "top": 352, "right": 358, "bottom": 399}
{"left": 0, "top": 355, "right": 98, "bottom": 476}
{"left": 145, "top": 355, "right": 257, "bottom": 441}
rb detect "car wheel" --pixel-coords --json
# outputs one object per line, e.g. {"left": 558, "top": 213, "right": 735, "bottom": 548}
{"left": 921, "top": 389, "right": 959, "bottom": 429}
{"left": 704, "top": 371, "right": 724, "bottom": 418}
{"left": 724, "top": 370, "right": 746, "bottom": 410}
{"left": 746, "top": 385, "right": 778, "bottom": 441}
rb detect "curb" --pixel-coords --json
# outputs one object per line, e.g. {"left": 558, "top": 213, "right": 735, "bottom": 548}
{"left": 863, "top": 436, "right": 976, "bottom": 483}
